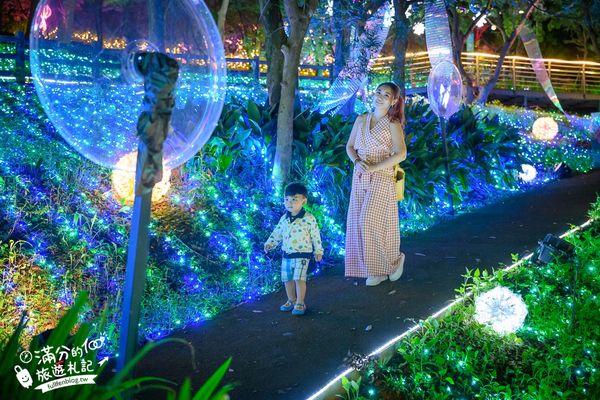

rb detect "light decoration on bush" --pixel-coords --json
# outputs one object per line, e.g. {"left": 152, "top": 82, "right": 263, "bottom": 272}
{"left": 474, "top": 286, "right": 528, "bottom": 334}
{"left": 518, "top": 164, "right": 537, "bottom": 182}
{"left": 111, "top": 152, "right": 172, "bottom": 204}
{"left": 2, "top": 72, "right": 597, "bottom": 350}
{"left": 413, "top": 22, "right": 425, "bottom": 36}
{"left": 531, "top": 117, "right": 558, "bottom": 141}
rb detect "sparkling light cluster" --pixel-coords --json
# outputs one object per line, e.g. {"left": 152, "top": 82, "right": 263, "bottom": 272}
{"left": 474, "top": 286, "right": 528, "bottom": 334}
{"left": 0, "top": 82, "right": 348, "bottom": 347}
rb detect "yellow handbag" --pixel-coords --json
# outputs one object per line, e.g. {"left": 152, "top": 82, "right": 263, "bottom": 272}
{"left": 394, "top": 164, "right": 405, "bottom": 201}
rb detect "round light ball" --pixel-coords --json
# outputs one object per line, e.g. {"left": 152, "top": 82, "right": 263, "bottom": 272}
{"left": 474, "top": 286, "right": 528, "bottom": 335}
{"left": 112, "top": 152, "right": 171, "bottom": 204}
{"left": 30, "top": 0, "right": 226, "bottom": 171}
{"left": 518, "top": 164, "right": 537, "bottom": 182}
{"left": 531, "top": 117, "right": 558, "bottom": 141}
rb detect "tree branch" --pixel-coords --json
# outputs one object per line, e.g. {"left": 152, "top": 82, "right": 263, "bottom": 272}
{"left": 461, "top": 0, "right": 493, "bottom": 48}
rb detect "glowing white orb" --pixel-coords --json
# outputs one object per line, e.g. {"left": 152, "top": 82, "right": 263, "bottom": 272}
{"left": 112, "top": 152, "right": 171, "bottom": 204}
{"left": 474, "top": 286, "right": 528, "bottom": 334}
{"left": 413, "top": 22, "right": 425, "bottom": 36}
{"left": 531, "top": 117, "right": 558, "bottom": 141}
{"left": 518, "top": 164, "right": 537, "bottom": 182}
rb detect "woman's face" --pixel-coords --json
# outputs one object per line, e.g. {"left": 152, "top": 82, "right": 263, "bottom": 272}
{"left": 373, "top": 85, "right": 396, "bottom": 111}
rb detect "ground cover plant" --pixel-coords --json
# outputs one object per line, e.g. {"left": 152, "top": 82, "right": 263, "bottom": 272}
{"left": 347, "top": 198, "right": 600, "bottom": 399}
{"left": 0, "top": 81, "right": 596, "bottom": 351}
{"left": 0, "top": 292, "right": 233, "bottom": 399}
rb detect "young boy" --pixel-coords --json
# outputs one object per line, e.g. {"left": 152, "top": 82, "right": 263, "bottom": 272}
{"left": 264, "top": 183, "right": 323, "bottom": 316}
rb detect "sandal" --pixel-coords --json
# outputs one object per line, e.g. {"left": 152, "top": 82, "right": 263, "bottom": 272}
{"left": 292, "top": 303, "right": 306, "bottom": 316}
{"left": 280, "top": 299, "right": 295, "bottom": 312}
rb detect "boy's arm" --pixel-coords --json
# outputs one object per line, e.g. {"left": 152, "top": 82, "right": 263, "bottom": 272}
{"left": 309, "top": 215, "right": 324, "bottom": 261}
{"left": 264, "top": 215, "right": 285, "bottom": 252}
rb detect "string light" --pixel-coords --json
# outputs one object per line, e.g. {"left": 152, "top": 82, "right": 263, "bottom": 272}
{"left": 0, "top": 60, "right": 596, "bottom": 353}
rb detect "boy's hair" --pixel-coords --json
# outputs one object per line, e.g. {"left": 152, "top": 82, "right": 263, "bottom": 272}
{"left": 285, "top": 182, "right": 308, "bottom": 197}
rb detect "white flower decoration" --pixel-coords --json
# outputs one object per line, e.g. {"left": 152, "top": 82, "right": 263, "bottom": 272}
{"left": 474, "top": 286, "right": 528, "bottom": 334}
{"left": 531, "top": 117, "right": 558, "bottom": 141}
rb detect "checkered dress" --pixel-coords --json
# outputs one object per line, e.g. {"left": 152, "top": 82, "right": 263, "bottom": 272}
{"left": 345, "top": 113, "right": 402, "bottom": 278}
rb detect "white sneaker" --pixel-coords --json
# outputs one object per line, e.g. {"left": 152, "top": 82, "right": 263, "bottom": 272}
{"left": 366, "top": 275, "right": 388, "bottom": 286}
{"left": 389, "top": 252, "right": 405, "bottom": 282}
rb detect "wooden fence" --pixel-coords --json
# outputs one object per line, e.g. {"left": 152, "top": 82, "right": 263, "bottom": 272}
{"left": 0, "top": 33, "right": 333, "bottom": 84}
{"left": 2, "top": 33, "right": 600, "bottom": 98}
{"left": 371, "top": 52, "right": 600, "bottom": 97}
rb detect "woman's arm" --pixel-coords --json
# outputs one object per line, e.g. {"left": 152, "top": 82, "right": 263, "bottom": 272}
{"left": 367, "top": 121, "right": 407, "bottom": 172}
{"left": 346, "top": 115, "right": 364, "bottom": 164}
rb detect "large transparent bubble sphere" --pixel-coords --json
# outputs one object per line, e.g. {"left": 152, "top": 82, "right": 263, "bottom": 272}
{"left": 427, "top": 61, "right": 462, "bottom": 119}
{"left": 30, "top": 0, "right": 226, "bottom": 171}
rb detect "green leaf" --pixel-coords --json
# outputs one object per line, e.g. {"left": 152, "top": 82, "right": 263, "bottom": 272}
{"left": 246, "top": 100, "right": 261, "bottom": 123}
{"left": 217, "top": 155, "right": 234, "bottom": 172}
{"left": 193, "top": 357, "right": 232, "bottom": 400}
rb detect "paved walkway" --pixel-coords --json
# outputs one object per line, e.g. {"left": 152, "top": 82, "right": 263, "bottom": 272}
{"left": 136, "top": 169, "right": 600, "bottom": 400}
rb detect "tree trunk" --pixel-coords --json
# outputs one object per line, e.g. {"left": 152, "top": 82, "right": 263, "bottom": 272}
{"left": 217, "top": 0, "right": 229, "bottom": 39}
{"left": 259, "top": 0, "right": 286, "bottom": 107}
{"left": 447, "top": 2, "right": 494, "bottom": 104}
{"left": 392, "top": 0, "right": 409, "bottom": 97}
{"left": 272, "top": 0, "right": 318, "bottom": 187}
{"left": 476, "top": 0, "right": 541, "bottom": 104}
{"left": 26, "top": 0, "right": 41, "bottom": 38}
{"left": 58, "top": 0, "right": 77, "bottom": 42}
{"left": 448, "top": 6, "right": 477, "bottom": 103}
{"left": 584, "top": 13, "right": 600, "bottom": 59}
{"left": 331, "top": 0, "right": 349, "bottom": 79}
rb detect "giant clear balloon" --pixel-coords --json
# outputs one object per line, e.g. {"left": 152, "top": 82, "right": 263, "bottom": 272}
{"left": 427, "top": 61, "right": 463, "bottom": 119}
{"left": 30, "top": 0, "right": 226, "bottom": 171}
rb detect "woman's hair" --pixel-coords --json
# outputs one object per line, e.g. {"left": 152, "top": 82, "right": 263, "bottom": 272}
{"left": 377, "top": 82, "right": 405, "bottom": 126}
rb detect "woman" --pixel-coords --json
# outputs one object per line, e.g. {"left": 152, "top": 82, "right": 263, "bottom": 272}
{"left": 345, "top": 82, "right": 407, "bottom": 286}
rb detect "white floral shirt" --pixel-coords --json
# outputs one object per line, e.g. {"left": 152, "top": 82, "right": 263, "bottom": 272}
{"left": 265, "top": 210, "right": 324, "bottom": 256}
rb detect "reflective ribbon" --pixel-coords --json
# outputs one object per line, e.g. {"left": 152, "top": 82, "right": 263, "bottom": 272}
{"left": 316, "top": 2, "right": 393, "bottom": 114}
{"left": 519, "top": 25, "right": 565, "bottom": 114}
{"left": 424, "top": 0, "right": 453, "bottom": 68}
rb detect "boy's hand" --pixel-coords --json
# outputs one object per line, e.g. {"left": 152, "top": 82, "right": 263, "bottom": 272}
{"left": 264, "top": 243, "right": 273, "bottom": 252}
{"left": 315, "top": 254, "right": 323, "bottom": 262}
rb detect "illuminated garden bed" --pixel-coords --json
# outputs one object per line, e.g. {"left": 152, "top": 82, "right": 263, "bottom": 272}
{"left": 0, "top": 81, "right": 596, "bottom": 351}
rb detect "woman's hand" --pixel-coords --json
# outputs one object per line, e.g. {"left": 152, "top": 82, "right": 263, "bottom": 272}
{"left": 355, "top": 160, "right": 371, "bottom": 173}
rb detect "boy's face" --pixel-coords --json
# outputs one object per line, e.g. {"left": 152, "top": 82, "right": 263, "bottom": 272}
{"left": 284, "top": 194, "right": 306, "bottom": 215}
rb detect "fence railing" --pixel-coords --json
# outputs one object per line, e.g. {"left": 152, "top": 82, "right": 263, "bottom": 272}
{"left": 0, "top": 33, "right": 333, "bottom": 84}
{"left": 2, "top": 33, "right": 600, "bottom": 97}
{"left": 371, "top": 52, "right": 600, "bottom": 97}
